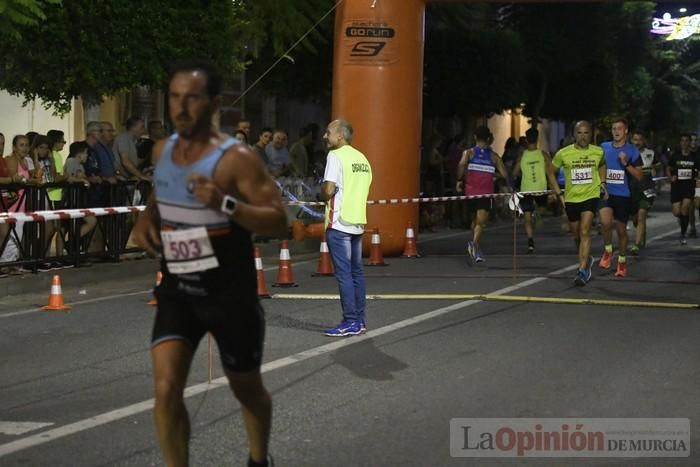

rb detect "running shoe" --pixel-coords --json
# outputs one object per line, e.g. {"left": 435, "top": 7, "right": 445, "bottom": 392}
{"left": 360, "top": 320, "right": 367, "bottom": 333}
{"left": 615, "top": 261, "right": 627, "bottom": 277}
{"left": 584, "top": 255, "right": 593, "bottom": 282}
{"left": 630, "top": 244, "right": 640, "bottom": 256}
{"left": 681, "top": 235, "right": 687, "bottom": 245}
{"left": 467, "top": 241, "right": 475, "bottom": 262}
{"left": 599, "top": 250, "right": 612, "bottom": 269}
{"left": 527, "top": 239, "right": 535, "bottom": 254}
{"left": 323, "top": 320, "right": 363, "bottom": 337}
{"left": 475, "top": 250, "right": 485, "bottom": 263}
{"left": 574, "top": 268, "right": 588, "bottom": 286}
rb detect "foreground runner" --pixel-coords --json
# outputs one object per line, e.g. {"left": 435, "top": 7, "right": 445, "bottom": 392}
{"left": 552, "top": 121, "right": 607, "bottom": 286}
{"left": 630, "top": 130, "right": 658, "bottom": 255}
{"left": 598, "top": 118, "right": 642, "bottom": 277}
{"left": 667, "top": 134, "right": 697, "bottom": 244}
{"left": 512, "top": 128, "right": 559, "bottom": 253}
{"left": 456, "top": 126, "right": 509, "bottom": 263}
{"left": 133, "top": 59, "right": 286, "bottom": 467}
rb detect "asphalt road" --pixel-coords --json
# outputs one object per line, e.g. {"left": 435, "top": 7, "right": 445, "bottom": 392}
{"left": 1, "top": 202, "right": 699, "bottom": 467}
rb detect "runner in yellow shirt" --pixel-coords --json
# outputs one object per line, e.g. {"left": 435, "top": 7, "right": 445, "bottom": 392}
{"left": 551, "top": 121, "right": 608, "bottom": 286}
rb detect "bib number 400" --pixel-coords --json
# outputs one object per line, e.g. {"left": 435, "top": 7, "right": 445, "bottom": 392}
{"left": 168, "top": 240, "right": 202, "bottom": 260}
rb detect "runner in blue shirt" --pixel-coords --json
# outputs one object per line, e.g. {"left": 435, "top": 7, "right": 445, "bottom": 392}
{"left": 598, "top": 118, "right": 642, "bottom": 277}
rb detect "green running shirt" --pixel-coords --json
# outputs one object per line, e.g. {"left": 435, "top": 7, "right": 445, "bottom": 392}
{"left": 552, "top": 144, "right": 605, "bottom": 203}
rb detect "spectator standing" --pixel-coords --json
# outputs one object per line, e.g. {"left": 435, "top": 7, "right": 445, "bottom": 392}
{"left": 46, "top": 130, "right": 67, "bottom": 208}
{"left": 63, "top": 142, "right": 97, "bottom": 244}
{"left": 253, "top": 127, "right": 272, "bottom": 165}
{"left": 234, "top": 129, "right": 248, "bottom": 144}
{"left": 289, "top": 125, "right": 315, "bottom": 177}
{"left": 265, "top": 130, "right": 290, "bottom": 176}
{"left": 237, "top": 119, "right": 251, "bottom": 141}
{"left": 114, "top": 117, "right": 149, "bottom": 181}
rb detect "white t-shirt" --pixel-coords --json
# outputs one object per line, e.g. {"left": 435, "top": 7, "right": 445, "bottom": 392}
{"left": 323, "top": 151, "right": 364, "bottom": 235}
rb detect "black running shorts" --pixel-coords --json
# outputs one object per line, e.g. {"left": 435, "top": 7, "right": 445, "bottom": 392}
{"left": 151, "top": 274, "right": 265, "bottom": 373}
{"left": 598, "top": 194, "right": 632, "bottom": 223}
{"left": 671, "top": 181, "right": 694, "bottom": 204}
{"left": 466, "top": 197, "right": 492, "bottom": 213}
{"left": 565, "top": 197, "right": 599, "bottom": 223}
{"left": 520, "top": 195, "right": 548, "bottom": 213}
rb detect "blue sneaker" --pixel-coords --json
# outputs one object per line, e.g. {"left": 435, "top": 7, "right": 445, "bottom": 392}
{"left": 324, "top": 320, "right": 363, "bottom": 337}
{"left": 584, "top": 255, "right": 593, "bottom": 282}
{"left": 574, "top": 268, "right": 587, "bottom": 286}
{"left": 360, "top": 320, "right": 367, "bottom": 333}
{"left": 475, "top": 249, "right": 485, "bottom": 263}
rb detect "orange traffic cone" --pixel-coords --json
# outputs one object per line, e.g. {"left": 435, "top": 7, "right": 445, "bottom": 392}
{"left": 255, "top": 247, "right": 271, "bottom": 298}
{"left": 401, "top": 222, "right": 420, "bottom": 258}
{"left": 42, "top": 275, "right": 71, "bottom": 312}
{"left": 273, "top": 240, "right": 298, "bottom": 287}
{"left": 312, "top": 233, "right": 334, "bottom": 277}
{"left": 147, "top": 271, "right": 163, "bottom": 305}
{"left": 366, "top": 227, "right": 388, "bottom": 266}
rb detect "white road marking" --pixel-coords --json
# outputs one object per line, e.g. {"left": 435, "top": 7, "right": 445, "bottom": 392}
{"left": 0, "top": 422, "right": 54, "bottom": 436}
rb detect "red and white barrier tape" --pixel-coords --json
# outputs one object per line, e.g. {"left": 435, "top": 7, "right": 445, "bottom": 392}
{"left": 284, "top": 190, "right": 553, "bottom": 207}
{"left": 0, "top": 191, "right": 553, "bottom": 224}
{"left": 0, "top": 206, "right": 144, "bottom": 224}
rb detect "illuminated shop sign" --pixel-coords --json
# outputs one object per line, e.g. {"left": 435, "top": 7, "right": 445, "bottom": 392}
{"left": 651, "top": 14, "right": 700, "bottom": 40}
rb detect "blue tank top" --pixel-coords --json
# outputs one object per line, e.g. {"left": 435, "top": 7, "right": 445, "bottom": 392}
{"left": 154, "top": 134, "right": 256, "bottom": 294}
{"left": 601, "top": 141, "right": 639, "bottom": 197}
{"left": 155, "top": 134, "right": 237, "bottom": 231}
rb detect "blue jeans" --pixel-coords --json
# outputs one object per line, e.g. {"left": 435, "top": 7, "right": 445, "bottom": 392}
{"left": 326, "top": 228, "right": 366, "bottom": 323}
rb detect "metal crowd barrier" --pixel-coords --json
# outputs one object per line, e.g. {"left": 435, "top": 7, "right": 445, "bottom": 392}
{"left": 0, "top": 180, "right": 152, "bottom": 271}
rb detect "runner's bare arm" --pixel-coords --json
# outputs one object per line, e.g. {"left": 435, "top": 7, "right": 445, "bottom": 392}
{"left": 598, "top": 162, "right": 609, "bottom": 199}
{"left": 191, "top": 144, "right": 288, "bottom": 238}
{"left": 543, "top": 152, "right": 561, "bottom": 195}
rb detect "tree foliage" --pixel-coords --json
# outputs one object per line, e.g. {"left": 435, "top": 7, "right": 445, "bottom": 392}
{"left": 0, "top": 0, "right": 253, "bottom": 114}
{"left": 0, "top": 0, "right": 61, "bottom": 39}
